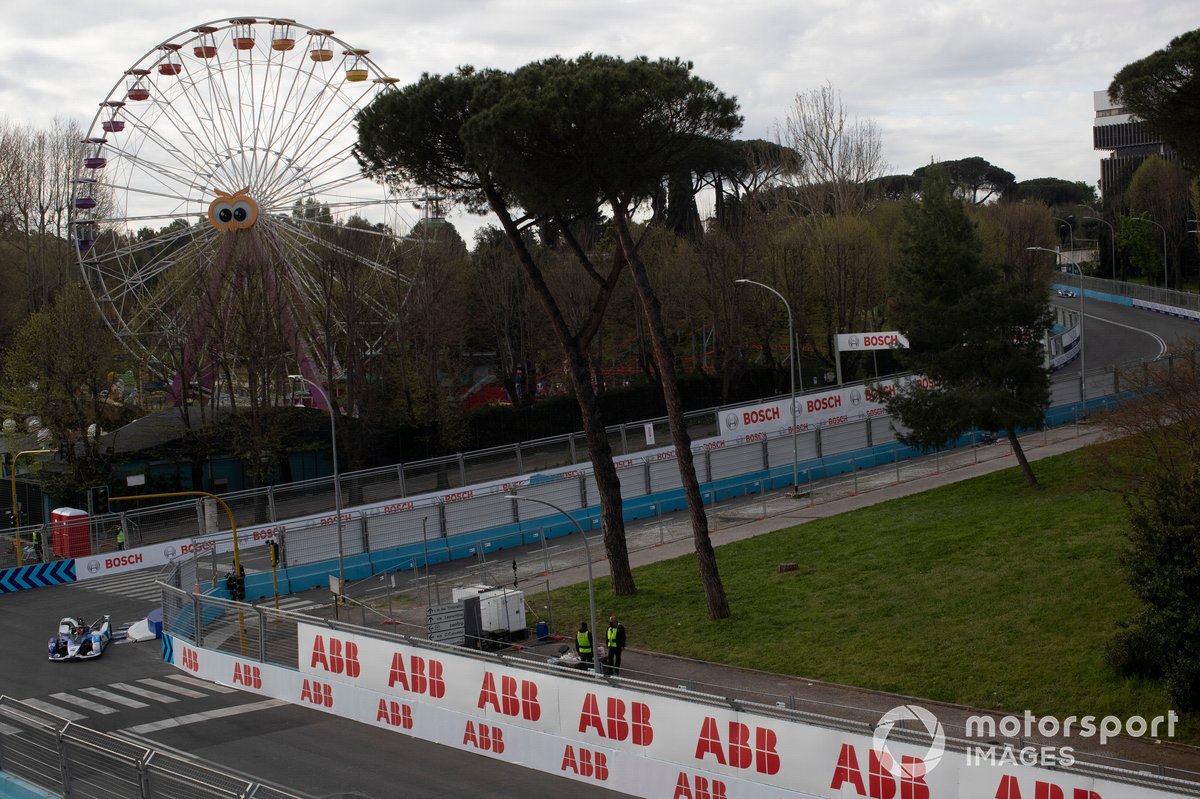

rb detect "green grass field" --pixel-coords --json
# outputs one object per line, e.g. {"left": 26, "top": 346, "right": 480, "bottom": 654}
{"left": 544, "top": 451, "right": 1187, "bottom": 732}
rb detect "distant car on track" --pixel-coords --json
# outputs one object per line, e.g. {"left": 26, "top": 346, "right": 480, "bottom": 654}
{"left": 48, "top": 615, "right": 112, "bottom": 661}
{"left": 1056, "top": 288, "right": 1076, "bottom": 298}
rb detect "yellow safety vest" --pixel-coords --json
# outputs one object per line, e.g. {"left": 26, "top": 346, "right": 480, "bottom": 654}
{"left": 576, "top": 631, "right": 592, "bottom": 655}
{"left": 607, "top": 626, "right": 619, "bottom": 648}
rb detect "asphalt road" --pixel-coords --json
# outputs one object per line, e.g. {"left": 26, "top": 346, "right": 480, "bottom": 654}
{"left": 3, "top": 295, "right": 1198, "bottom": 799}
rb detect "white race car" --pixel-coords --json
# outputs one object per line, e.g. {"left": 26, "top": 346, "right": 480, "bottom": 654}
{"left": 48, "top": 615, "right": 112, "bottom": 661}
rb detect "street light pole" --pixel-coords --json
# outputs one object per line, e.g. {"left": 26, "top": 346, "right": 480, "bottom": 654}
{"left": 505, "top": 493, "right": 601, "bottom": 674}
{"left": 1053, "top": 217, "right": 1074, "bottom": 251}
{"left": 735, "top": 279, "right": 799, "bottom": 493}
{"left": 1081, "top": 216, "right": 1116, "bottom": 281}
{"left": 1028, "top": 246, "right": 1085, "bottom": 412}
{"left": 289, "top": 374, "right": 345, "bottom": 611}
{"left": 11, "top": 448, "right": 54, "bottom": 567}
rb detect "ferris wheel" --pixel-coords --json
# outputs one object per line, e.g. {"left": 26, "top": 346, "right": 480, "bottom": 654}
{"left": 70, "top": 17, "right": 417, "bottom": 409}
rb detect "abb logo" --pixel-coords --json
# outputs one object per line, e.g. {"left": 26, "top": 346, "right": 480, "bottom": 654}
{"left": 863, "top": 334, "right": 901, "bottom": 347}
{"left": 463, "top": 721, "right": 504, "bottom": 753}
{"left": 376, "top": 699, "right": 414, "bottom": 729}
{"left": 387, "top": 653, "right": 446, "bottom": 697}
{"left": 300, "top": 679, "right": 334, "bottom": 708}
{"left": 561, "top": 745, "right": 608, "bottom": 781}
{"left": 995, "top": 776, "right": 1101, "bottom": 799}
{"left": 743, "top": 407, "right": 780, "bottom": 425}
{"left": 674, "top": 772, "right": 727, "bottom": 799}
{"left": 694, "top": 718, "right": 780, "bottom": 775}
{"left": 180, "top": 646, "right": 199, "bottom": 672}
{"left": 477, "top": 672, "right": 540, "bottom": 720}
{"left": 310, "top": 635, "right": 360, "bottom": 677}
{"left": 830, "top": 744, "right": 927, "bottom": 799}
{"left": 578, "top": 694, "right": 653, "bottom": 745}
{"left": 105, "top": 553, "right": 143, "bottom": 569}
{"left": 232, "top": 662, "right": 262, "bottom": 688}
{"left": 806, "top": 395, "right": 842, "bottom": 413}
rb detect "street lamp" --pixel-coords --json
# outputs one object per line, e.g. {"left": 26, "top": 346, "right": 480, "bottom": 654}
{"left": 11, "top": 448, "right": 54, "bottom": 567}
{"left": 1081, "top": 216, "right": 1116, "bottom": 281}
{"left": 505, "top": 494, "right": 601, "bottom": 673}
{"left": 1028, "top": 246, "right": 1085, "bottom": 412}
{"left": 1053, "top": 217, "right": 1074, "bottom": 250}
{"left": 289, "top": 374, "right": 344, "bottom": 610}
{"left": 735, "top": 279, "right": 799, "bottom": 493}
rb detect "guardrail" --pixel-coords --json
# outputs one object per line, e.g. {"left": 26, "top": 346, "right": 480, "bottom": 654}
{"left": 0, "top": 695, "right": 314, "bottom": 799}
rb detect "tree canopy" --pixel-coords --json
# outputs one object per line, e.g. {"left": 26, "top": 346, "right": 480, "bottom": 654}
{"left": 1110, "top": 28, "right": 1200, "bottom": 171}
{"left": 880, "top": 167, "right": 1052, "bottom": 485}
{"left": 1007, "top": 177, "right": 1097, "bottom": 208}
{"left": 913, "top": 156, "right": 1015, "bottom": 205}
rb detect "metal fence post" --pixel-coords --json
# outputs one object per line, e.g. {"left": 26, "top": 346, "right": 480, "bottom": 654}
{"left": 267, "top": 485, "right": 277, "bottom": 522}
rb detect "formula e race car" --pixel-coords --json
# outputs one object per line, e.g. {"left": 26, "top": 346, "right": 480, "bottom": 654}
{"left": 48, "top": 615, "right": 112, "bottom": 661}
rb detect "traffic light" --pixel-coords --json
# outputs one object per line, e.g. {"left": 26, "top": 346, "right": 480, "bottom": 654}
{"left": 89, "top": 486, "right": 110, "bottom": 515}
{"left": 225, "top": 571, "right": 245, "bottom": 602}
{"left": 269, "top": 540, "right": 280, "bottom": 567}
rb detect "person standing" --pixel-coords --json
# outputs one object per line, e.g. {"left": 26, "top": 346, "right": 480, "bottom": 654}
{"left": 31, "top": 526, "right": 42, "bottom": 562}
{"left": 605, "top": 615, "right": 626, "bottom": 675}
{"left": 116, "top": 526, "right": 125, "bottom": 551}
{"left": 575, "top": 621, "right": 593, "bottom": 668}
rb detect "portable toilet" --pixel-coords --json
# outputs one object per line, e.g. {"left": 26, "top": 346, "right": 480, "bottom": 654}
{"left": 51, "top": 508, "right": 91, "bottom": 558}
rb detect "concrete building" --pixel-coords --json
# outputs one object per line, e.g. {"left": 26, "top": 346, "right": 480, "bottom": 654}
{"left": 1093, "top": 90, "right": 1177, "bottom": 207}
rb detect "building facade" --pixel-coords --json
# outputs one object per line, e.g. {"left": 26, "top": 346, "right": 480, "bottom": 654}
{"left": 1093, "top": 90, "right": 1177, "bottom": 207}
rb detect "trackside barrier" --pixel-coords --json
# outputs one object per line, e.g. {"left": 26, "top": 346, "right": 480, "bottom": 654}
{"left": 3, "top": 335, "right": 1198, "bottom": 594}
{"left": 156, "top": 585, "right": 1200, "bottom": 799}
{"left": 0, "top": 695, "right": 314, "bottom": 799}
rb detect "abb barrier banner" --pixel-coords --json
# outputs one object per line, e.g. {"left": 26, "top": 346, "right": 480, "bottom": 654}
{"left": 201, "top": 622, "right": 1190, "bottom": 799}
{"left": 836, "top": 331, "right": 910, "bottom": 351}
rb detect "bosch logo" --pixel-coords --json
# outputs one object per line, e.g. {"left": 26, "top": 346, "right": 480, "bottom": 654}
{"left": 163, "top": 545, "right": 177, "bottom": 560}
{"left": 849, "top": 389, "right": 862, "bottom": 406}
{"left": 86, "top": 559, "right": 100, "bottom": 574}
{"left": 848, "top": 335, "right": 860, "bottom": 349}
{"left": 725, "top": 413, "right": 739, "bottom": 430}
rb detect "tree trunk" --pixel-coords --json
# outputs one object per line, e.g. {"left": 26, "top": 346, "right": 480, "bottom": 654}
{"left": 1007, "top": 427, "right": 1038, "bottom": 487}
{"left": 483, "top": 187, "right": 636, "bottom": 595}
{"left": 565, "top": 348, "right": 635, "bottom": 596}
{"left": 611, "top": 209, "right": 730, "bottom": 619}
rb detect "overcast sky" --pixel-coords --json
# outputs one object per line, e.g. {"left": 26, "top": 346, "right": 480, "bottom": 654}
{"left": 2, "top": 1, "right": 1195, "bottom": 233}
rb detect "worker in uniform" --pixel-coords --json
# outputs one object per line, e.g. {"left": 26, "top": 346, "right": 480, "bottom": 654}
{"left": 605, "top": 615, "right": 626, "bottom": 675}
{"left": 575, "top": 621, "right": 593, "bottom": 668}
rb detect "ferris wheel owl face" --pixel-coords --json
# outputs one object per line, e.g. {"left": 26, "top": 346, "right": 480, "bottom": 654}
{"left": 207, "top": 187, "right": 258, "bottom": 231}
